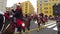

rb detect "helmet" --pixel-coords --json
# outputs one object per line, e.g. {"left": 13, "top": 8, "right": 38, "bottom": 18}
{"left": 17, "top": 3, "right": 21, "bottom": 6}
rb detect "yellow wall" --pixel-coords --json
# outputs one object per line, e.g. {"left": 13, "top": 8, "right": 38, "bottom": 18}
{"left": 21, "top": 1, "right": 35, "bottom": 15}
{"left": 37, "top": 0, "right": 40, "bottom": 14}
{"left": 13, "top": 1, "right": 35, "bottom": 15}
{"left": 37, "top": 0, "right": 60, "bottom": 16}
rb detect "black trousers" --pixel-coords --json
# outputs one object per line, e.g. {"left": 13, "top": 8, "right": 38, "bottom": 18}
{"left": 38, "top": 23, "right": 40, "bottom": 27}
{"left": 27, "top": 26, "right": 30, "bottom": 30}
{"left": 56, "top": 22, "right": 60, "bottom": 34}
{"left": 0, "top": 23, "right": 3, "bottom": 31}
{"left": 27, "top": 21, "right": 30, "bottom": 30}
{"left": 17, "top": 25, "right": 25, "bottom": 33}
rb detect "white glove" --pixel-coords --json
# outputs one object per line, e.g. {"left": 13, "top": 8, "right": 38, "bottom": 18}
{"left": 10, "top": 15, "right": 13, "bottom": 18}
{"left": 35, "top": 20, "right": 38, "bottom": 24}
{"left": 22, "top": 23, "right": 25, "bottom": 27}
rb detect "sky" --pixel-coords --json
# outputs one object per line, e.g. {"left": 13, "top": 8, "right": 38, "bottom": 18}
{"left": 6, "top": 0, "right": 37, "bottom": 13}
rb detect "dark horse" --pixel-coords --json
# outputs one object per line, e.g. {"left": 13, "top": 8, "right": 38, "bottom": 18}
{"left": 0, "top": 14, "right": 5, "bottom": 34}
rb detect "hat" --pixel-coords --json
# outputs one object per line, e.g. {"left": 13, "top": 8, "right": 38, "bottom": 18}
{"left": 18, "top": 2, "right": 21, "bottom": 4}
{"left": 17, "top": 3, "right": 21, "bottom": 6}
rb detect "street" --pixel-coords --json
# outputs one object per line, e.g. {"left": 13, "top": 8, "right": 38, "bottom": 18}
{"left": 0, "top": 0, "right": 60, "bottom": 34}
{"left": 2, "top": 20, "right": 58, "bottom": 34}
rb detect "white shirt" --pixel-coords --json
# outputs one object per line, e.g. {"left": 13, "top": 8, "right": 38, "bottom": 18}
{"left": 0, "top": 10, "right": 4, "bottom": 15}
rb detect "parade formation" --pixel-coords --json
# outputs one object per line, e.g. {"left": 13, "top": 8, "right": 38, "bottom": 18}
{"left": 0, "top": 3, "right": 49, "bottom": 34}
{"left": 0, "top": 1, "right": 60, "bottom": 34}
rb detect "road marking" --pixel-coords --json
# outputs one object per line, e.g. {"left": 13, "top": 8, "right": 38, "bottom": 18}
{"left": 44, "top": 22, "right": 56, "bottom": 26}
{"left": 45, "top": 21, "right": 58, "bottom": 31}
{"left": 53, "top": 26, "right": 58, "bottom": 31}
{"left": 47, "top": 24, "right": 56, "bottom": 28}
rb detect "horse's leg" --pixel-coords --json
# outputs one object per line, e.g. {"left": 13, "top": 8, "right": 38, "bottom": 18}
{"left": 17, "top": 26, "right": 22, "bottom": 34}
{"left": 0, "top": 23, "right": 3, "bottom": 31}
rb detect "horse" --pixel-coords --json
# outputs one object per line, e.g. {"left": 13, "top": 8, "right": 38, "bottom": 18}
{"left": 0, "top": 11, "right": 5, "bottom": 34}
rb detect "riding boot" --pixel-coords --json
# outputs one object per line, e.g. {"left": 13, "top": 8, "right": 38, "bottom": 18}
{"left": 28, "top": 30, "right": 30, "bottom": 34}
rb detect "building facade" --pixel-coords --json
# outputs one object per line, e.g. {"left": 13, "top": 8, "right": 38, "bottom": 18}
{"left": 21, "top": 1, "right": 35, "bottom": 15}
{"left": 13, "top": 1, "right": 35, "bottom": 15}
{"left": 37, "top": 0, "right": 60, "bottom": 16}
{"left": 0, "top": 0, "right": 7, "bottom": 12}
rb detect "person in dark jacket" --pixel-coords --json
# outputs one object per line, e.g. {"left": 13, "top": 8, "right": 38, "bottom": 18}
{"left": 39, "top": 13, "right": 44, "bottom": 21}
{"left": 37, "top": 15, "right": 41, "bottom": 32}
{"left": 39, "top": 13, "right": 45, "bottom": 25}
{"left": 25, "top": 14, "right": 31, "bottom": 34}
{"left": 15, "top": 5, "right": 23, "bottom": 20}
{"left": 56, "top": 15, "right": 60, "bottom": 34}
{"left": 39, "top": 13, "right": 44, "bottom": 18}
{"left": 45, "top": 15, "right": 48, "bottom": 22}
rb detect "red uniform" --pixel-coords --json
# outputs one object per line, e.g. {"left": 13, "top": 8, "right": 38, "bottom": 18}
{"left": 4, "top": 11, "right": 10, "bottom": 19}
{"left": 16, "top": 18, "right": 26, "bottom": 29}
{"left": 42, "top": 17, "right": 46, "bottom": 22}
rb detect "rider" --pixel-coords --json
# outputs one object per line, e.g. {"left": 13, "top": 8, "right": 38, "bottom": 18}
{"left": 56, "top": 15, "right": 60, "bottom": 34}
{"left": 14, "top": 3, "right": 26, "bottom": 34}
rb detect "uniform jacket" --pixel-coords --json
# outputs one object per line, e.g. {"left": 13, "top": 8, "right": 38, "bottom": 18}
{"left": 16, "top": 18, "right": 26, "bottom": 28}
{"left": 15, "top": 7, "right": 23, "bottom": 19}
{"left": 4, "top": 12, "right": 10, "bottom": 19}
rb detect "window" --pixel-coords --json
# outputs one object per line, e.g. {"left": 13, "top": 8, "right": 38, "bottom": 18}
{"left": 25, "top": 4, "right": 27, "bottom": 6}
{"left": 44, "top": 0, "right": 48, "bottom": 2}
{"left": 40, "top": 6, "right": 42, "bottom": 10}
{"left": 50, "top": 11, "right": 51, "bottom": 13}
{"left": 40, "top": 1, "right": 42, "bottom": 2}
{"left": 45, "top": 11, "right": 48, "bottom": 13}
{"left": 44, "top": 1, "right": 48, "bottom": 2}
{"left": 49, "top": 4, "right": 51, "bottom": 5}
{"left": 25, "top": 11, "right": 27, "bottom": 13}
{"left": 56, "top": 0, "right": 58, "bottom": 1}
{"left": 44, "top": 3, "right": 48, "bottom": 5}
{"left": 25, "top": 3, "right": 28, "bottom": 6}
{"left": 50, "top": 7, "right": 51, "bottom": 9}
{"left": 53, "top": 0, "right": 54, "bottom": 1}
{"left": 40, "top": 4, "right": 42, "bottom": 6}
{"left": 49, "top": 0, "right": 51, "bottom": 1}
{"left": 44, "top": 7, "right": 48, "bottom": 9}
{"left": 40, "top": 10, "right": 42, "bottom": 12}
{"left": 25, "top": 6, "right": 27, "bottom": 8}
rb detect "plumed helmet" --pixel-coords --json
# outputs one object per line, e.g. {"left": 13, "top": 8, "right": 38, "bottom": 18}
{"left": 17, "top": 2, "right": 21, "bottom": 6}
